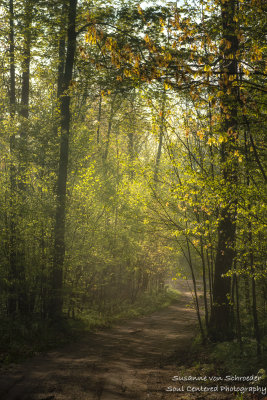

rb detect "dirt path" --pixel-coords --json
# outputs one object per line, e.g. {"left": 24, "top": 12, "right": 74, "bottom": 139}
{"left": 0, "top": 281, "right": 199, "bottom": 400}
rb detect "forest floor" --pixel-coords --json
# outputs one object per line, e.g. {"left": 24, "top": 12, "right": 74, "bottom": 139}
{"left": 0, "top": 281, "right": 262, "bottom": 400}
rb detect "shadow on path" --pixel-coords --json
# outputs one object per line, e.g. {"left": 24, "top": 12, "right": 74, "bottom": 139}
{"left": 0, "top": 280, "right": 198, "bottom": 400}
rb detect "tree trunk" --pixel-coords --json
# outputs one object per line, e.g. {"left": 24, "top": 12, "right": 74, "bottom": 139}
{"left": 50, "top": 0, "right": 77, "bottom": 318}
{"left": 249, "top": 229, "right": 261, "bottom": 356}
{"left": 96, "top": 90, "right": 102, "bottom": 144}
{"left": 186, "top": 238, "right": 205, "bottom": 342}
{"left": 154, "top": 91, "right": 166, "bottom": 182}
{"left": 8, "top": 0, "right": 17, "bottom": 316}
{"left": 200, "top": 238, "right": 209, "bottom": 330}
{"left": 7, "top": 0, "right": 32, "bottom": 316}
{"left": 19, "top": 1, "right": 31, "bottom": 121}
{"left": 208, "top": 0, "right": 239, "bottom": 341}
{"left": 17, "top": 0, "right": 33, "bottom": 315}
{"left": 232, "top": 258, "right": 242, "bottom": 352}
{"left": 242, "top": 80, "right": 261, "bottom": 355}
{"left": 234, "top": 274, "right": 242, "bottom": 352}
{"left": 206, "top": 248, "right": 213, "bottom": 310}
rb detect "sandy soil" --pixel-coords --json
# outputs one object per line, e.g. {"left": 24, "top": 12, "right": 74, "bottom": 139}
{"left": 0, "top": 281, "right": 237, "bottom": 400}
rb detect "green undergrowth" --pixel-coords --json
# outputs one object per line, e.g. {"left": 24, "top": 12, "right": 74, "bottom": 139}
{"left": 167, "top": 335, "right": 267, "bottom": 400}
{"left": 79, "top": 287, "right": 181, "bottom": 330}
{"left": 208, "top": 337, "right": 267, "bottom": 377}
{"left": 0, "top": 287, "right": 180, "bottom": 365}
{"left": 0, "top": 315, "right": 78, "bottom": 365}
{"left": 176, "top": 334, "right": 267, "bottom": 387}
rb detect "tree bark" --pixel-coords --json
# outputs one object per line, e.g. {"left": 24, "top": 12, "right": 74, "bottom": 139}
{"left": 17, "top": 0, "right": 33, "bottom": 315}
{"left": 7, "top": 0, "right": 32, "bottom": 316}
{"left": 208, "top": 0, "right": 239, "bottom": 341}
{"left": 8, "top": 0, "right": 17, "bottom": 316}
{"left": 154, "top": 91, "right": 166, "bottom": 182}
{"left": 50, "top": 0, "right": 77, "bottom": 318}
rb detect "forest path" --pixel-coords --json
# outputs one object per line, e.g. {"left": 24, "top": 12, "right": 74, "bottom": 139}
{"left": 0, "top": 280, "right": 199, "bottom": 400}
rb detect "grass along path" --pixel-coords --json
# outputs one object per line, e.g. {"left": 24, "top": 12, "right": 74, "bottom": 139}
{"left": 0, "top": 280, "right": 197, "bottom": 400}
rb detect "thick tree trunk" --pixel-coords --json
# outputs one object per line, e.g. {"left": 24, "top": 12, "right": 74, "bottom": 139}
{"left": 208, "top": 0, "right": 239, "bottom": 341}
{"left": 243, "top": 100, "right": 261, "bottom": 355}
{"left": 50, "top": 0, "right": 77, "bottom": 318}
{"left": 209, "top": 211, "right": 236, "bottom": 340}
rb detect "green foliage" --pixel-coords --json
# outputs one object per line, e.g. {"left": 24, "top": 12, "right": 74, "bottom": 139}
{"left": 0, "top": 316, "right": 74, "bottom": 364}
{"left": 0, "top": 0, "right": 266, "bottom": 365}
{"left": 0, "top": 287, "right": 180, "bottom": 364}
{"left": 208, "top": 339, "right": 267, "bottom": 376}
